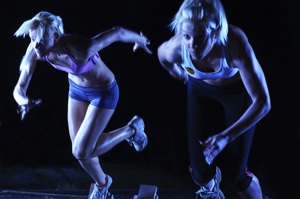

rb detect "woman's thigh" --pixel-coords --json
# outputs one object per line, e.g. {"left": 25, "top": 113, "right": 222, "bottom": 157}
{"left": 68, "top": 98, "right": 114, "bottom": 146}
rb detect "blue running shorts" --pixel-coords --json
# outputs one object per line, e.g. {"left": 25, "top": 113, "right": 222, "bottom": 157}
{"left": 68, "top": 78, "right": 119, "bottom": 109}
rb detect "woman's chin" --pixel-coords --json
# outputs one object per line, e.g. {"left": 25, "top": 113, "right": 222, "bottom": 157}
{"left": 35, "top": 50, "right": 46, "bottom": 58}
{"left": 190, "top": 54, "right": 203, "bottom": 61}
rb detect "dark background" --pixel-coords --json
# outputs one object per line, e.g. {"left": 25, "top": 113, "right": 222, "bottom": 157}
{"left": 0, "top": 0, "right": 299, "bottom": 198}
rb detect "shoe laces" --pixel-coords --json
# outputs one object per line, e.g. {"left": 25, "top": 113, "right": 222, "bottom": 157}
{"left": 90, "top": 185, "right": 108, "bottom": 199}
{"left": 195, "top": 187, "right": 220, "bottom": 199}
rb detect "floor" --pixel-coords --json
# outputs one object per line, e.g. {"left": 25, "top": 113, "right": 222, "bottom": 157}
{"left": 0, "top": 189, "right": 241, "bottom": 199}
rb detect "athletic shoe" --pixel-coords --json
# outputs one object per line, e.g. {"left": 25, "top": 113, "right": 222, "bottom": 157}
{"left": 88, "top": 175, "right": 113, "bottom": 199}
{"left": 195, "top": 167, "right": 225, "bottom": 199}
{"left": 126, "top": 115, "right": 148, "bottom": 151}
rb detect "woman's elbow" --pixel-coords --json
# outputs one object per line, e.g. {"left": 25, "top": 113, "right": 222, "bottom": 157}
{"left": 13, "top": 86, "right": 20, "bottom": 99}
{"left": 260, "top": 96, "right": 271, "bottom": 116}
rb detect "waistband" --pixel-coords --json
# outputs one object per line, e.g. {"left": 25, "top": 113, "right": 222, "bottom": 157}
{"left": 68, "top": 78, "right": 117, "bottom": 91}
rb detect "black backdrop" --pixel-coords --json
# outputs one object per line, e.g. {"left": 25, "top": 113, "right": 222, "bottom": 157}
{"left": 0, "top": 0, "right": 299, "bottom": 198}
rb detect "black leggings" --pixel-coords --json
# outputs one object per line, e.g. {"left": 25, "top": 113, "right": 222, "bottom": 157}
{"left": 187, "top": 77, "right": 254, "bottom": 191}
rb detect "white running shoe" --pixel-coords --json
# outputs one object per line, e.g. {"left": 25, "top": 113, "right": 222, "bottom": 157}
{"left": 88, "top": 175, "right": 113, "bottom": 199}
{"left": 195, "top": 167, "right": 225, "bottom": 199}
{"left": 126, "top": 115, "right": 148, "bottom": 151}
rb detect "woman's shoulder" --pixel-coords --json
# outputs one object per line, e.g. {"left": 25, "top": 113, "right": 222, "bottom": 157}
{"left": 228, "top": 24, "right": 249, "bottom": 44}
{"left": 227, "top": 24, "right": 254, "bottom": 65}
{"left": 62, "top": 34, "right": 91, "bottom": 53}
{"left": 62, "top": 34, "right": 89, "bottom": 44}
{"left": 163, "top": 35, "right": 181, "bottom": 48}
{"left": 158, "top": 35, "right": 182, "bottom": 61}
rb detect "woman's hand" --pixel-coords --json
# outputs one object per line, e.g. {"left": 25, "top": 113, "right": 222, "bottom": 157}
{"left": 199, "top": 134, "right": 229, "bottom": 165}
{"left": 17, "top": 98, "right": 42, "bottom": 121}
{"left": 133, "top": 31, "right": 152, "bottom": 54}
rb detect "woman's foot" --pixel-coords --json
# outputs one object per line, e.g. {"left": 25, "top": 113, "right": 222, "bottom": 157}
{"left": 126, "top": 115, "right": 148, "bottom": 151}
{"left": 88, "top": 175, "right": 113, "bottom": 199}
{"left": 195, "top": 167, "right": 225, "bottom": 199}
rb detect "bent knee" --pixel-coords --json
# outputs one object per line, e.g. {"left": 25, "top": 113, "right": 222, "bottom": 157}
{"left": 189, "top": 166, "right": 216, "bottom": 185}
{"left": 230, "top": 171, "right": 253, "bottom": 192}
{"left": 72, "top": 146, "right": 92, "bottom": 160}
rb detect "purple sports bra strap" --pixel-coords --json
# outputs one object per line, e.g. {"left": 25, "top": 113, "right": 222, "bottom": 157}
{"left": 43, "top": 55, "right": 49, "bottom": 62}
{"left": 91, "top": 53, "right": 100, "bottom": 65}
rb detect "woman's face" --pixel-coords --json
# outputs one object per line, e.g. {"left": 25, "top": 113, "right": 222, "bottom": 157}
{"left": 181, "top": 21, "right": 216, "bottom": 61}
{"left": 29, "top": 29, "right": 55, "bottom": 58}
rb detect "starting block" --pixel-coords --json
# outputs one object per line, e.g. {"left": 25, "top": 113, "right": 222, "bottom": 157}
{"left": 133, "top": 184, "right": 159, "bottom": 199}
{"left": 88, "top": 183, "right": 114, "bottom": 199}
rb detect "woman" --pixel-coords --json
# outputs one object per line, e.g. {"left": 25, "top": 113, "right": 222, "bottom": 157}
{"left": 13, "top": 11, "right": 152, "bottom": 199}
{"left": 157, "top": 0, "right": 271, "bottom": 198}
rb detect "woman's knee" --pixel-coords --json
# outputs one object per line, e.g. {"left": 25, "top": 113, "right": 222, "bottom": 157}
{"left": 72, "top": 145, "right": 91, "bottom": 160}
{"left": 189, "top": 166, "right": 216, "bottom": 185}
{"left": 228, "top": 171, "right": 254, "bottom": 192}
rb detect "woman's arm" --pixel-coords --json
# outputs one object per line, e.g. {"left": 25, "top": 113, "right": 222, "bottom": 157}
{"left": 223, "top": 25, "right": 271, "bottom": 142}
{"left": 13, "top": 44, "right": 38, "bottom": 104}
{"left": 88, "top": 27, "right": 152, "bottom": 55}
{"left": 157, "top": 36, "right": 188, "bottom": 83}
{"left": 201, "top": 26, "right": 271, "bottom": 165}
{"left": 13, "top": 43, "right": 41, "bottom": 120}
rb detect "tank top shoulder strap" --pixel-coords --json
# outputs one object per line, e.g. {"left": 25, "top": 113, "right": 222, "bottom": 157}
{"left": 221, "top": 45, "right": 232, "bottom": 68}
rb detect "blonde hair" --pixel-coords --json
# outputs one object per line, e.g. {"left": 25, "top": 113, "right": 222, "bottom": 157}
{"left": 169, "top": 0, "right": 228, "bottom": 45}
{"left": 14, "top": 11, "right": 64, "bottom": 42}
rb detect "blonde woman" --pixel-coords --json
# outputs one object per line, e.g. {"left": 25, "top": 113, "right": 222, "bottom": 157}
{"left": 13, "top": 11, "right": 152, "bottom": 199}
{"left": 157, "top": 0, "right": 271, "bottom": 198}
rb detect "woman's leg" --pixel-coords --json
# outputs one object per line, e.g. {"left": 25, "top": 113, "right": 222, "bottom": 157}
{"left": 68, "top": 98, "right": 135, "bottom": 185}
{"left": 186, "top": 78, "right": 225, "bottom": 199}
{"left": 219, "top": 82, "right": 264, "bottom": 199}
{"left": 237, "top": 174, "right": 263, "bottom": 199}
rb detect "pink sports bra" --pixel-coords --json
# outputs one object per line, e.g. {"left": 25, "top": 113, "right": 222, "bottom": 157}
{"left": 43, "top": 36, "right": 100, "bottom": 75}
